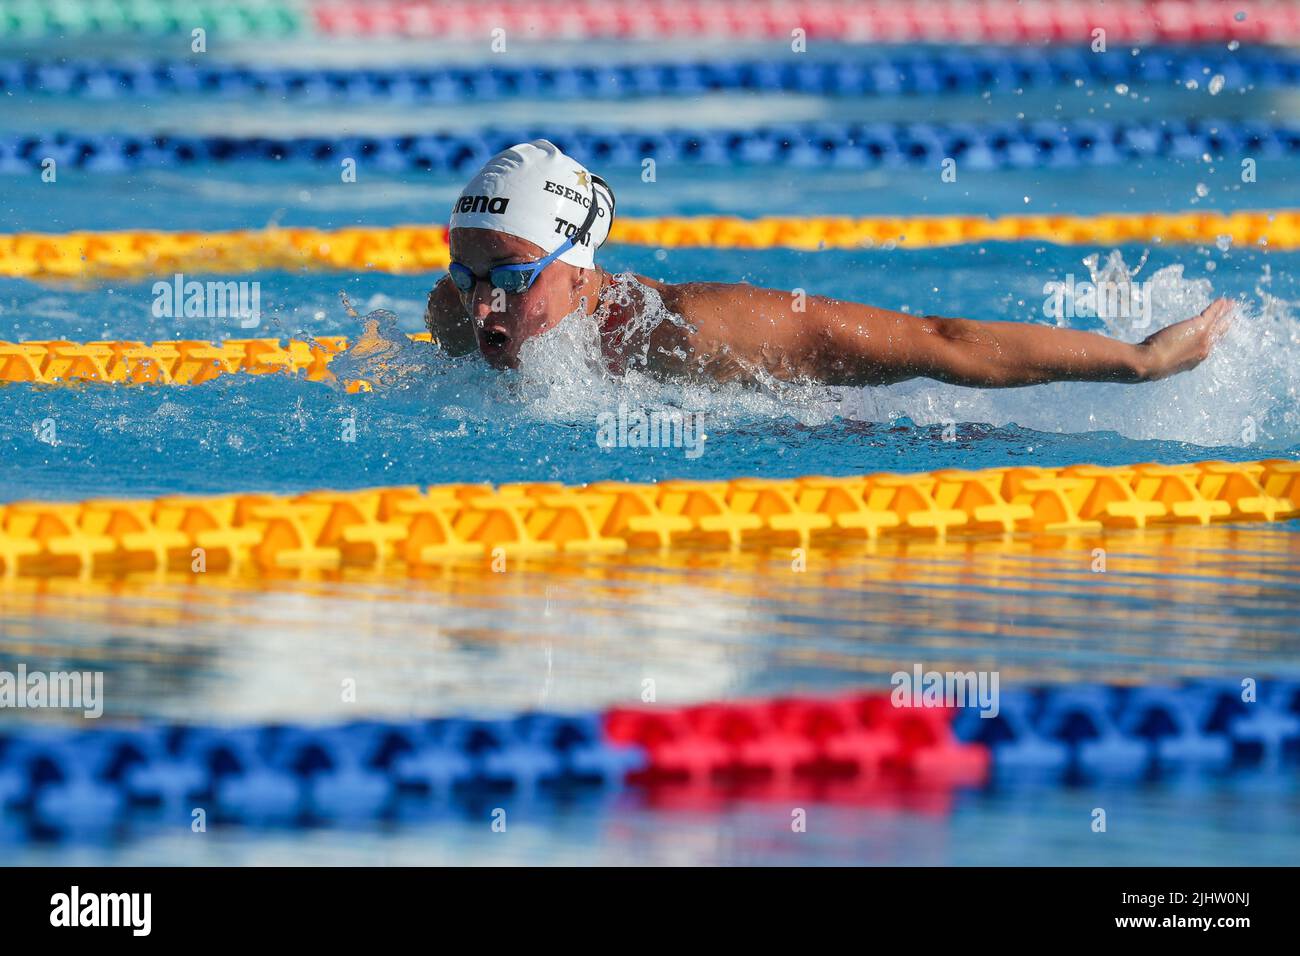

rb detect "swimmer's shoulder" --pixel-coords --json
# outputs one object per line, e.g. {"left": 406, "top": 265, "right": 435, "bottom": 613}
{"left": 596, "top": 273, "right": 761, "bottom": 340}
{"left": 627, "top": 277, "right": 752, "bottom": 326}
{"left": 606, "top": 273, "right": 722, "bottom": 317}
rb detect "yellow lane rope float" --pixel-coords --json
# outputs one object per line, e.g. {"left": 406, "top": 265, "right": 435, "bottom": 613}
{"left": 0, "top": 209, "right": 1294, "bottom": 280}
{"left": 1, "top": 461, "right": 1296, "bottom": 578}
{"left": 0, "top": 334, "right": 432, "bottom": 388}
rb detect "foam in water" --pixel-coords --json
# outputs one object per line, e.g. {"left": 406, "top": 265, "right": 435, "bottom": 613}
{"left": 335, "top": 260, "right": 1299, "bottom": 450}
{"left": 842, "top": 252, "right": 1299, "bottom": 448}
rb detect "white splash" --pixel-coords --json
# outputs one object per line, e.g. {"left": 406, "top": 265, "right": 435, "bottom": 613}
{"left": 847, "top": 254, "right": 1298, "bottom": 448}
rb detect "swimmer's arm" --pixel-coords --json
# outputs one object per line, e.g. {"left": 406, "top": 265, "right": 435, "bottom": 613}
{"left": 423, "top": 276, "right": 477, "bottom": 356}
{"left": 811, "top": 297, "right": 1235, "bottom": 387}
{"left": 671, "top": 284, "right": 1233, "bottom": 387}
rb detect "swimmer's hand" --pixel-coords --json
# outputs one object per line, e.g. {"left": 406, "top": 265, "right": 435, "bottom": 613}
{"left": 1134, "top": 298, "right": 1235, "bottom": 382}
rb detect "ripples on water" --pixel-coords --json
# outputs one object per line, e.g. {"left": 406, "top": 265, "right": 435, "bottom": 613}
{"left": 3, "top": 245, "right": 1297, "bottom": 501}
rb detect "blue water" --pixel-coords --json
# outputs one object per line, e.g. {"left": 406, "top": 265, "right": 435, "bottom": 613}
{"left": 2, "top": 224, "right": 1297, "bottom": 501}
{"left": 3, "top": 527, "right": 1299, "bottom": 864}
{"left": 2, "top": 37, "right": 1298, "bottom": 866}
{"left": 9, "top": 776, "right": 1300, "bottom": 866}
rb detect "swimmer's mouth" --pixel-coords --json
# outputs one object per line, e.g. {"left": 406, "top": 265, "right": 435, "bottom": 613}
{"left": 480, "top": 325, "right": 515, "bottom": 366}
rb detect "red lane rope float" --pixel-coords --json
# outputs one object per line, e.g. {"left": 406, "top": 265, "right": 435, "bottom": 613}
{"left": 606, "top": 693, "right": 989, "bottom": 789}
{"left": 312, "top": 1, "right": 1299, "bottom": 44}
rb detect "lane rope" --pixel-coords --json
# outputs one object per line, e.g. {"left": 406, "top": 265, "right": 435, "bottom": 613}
{"left": 0, "top": 1, "right": 1291, "bottom": 43}
{"left": 4, "top": 118, "right": 1298, "bottom": 173}
{"left": 2, "top": 680, "right": 1296, "bottom": 842}
{"left": 0, "top": 334, "right": 379, "bottom": 387}
{"left": 0, "top": 461, "right": 1296, "bottom": 578}
{"left": 0, "top": 0, "right": 303, "bottom": 37}
{"left": 0, "top": 208, "right": 1294, "bottom": 281}
{"left": 5, "top": 47, "right": 1297, "bottom": 102}
{"left": 311, "top": 1, "right": 1300, "bottom": 44}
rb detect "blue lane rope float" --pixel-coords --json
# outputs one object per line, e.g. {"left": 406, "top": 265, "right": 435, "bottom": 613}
{"left": 4, "top": 47, "right": 1298, "bottom": 102}
{"left": 3, "top": 118, "right": 1299, "bottom": 174}
{"left": 1, "top": 681, "right": 1296, "bottom": 842}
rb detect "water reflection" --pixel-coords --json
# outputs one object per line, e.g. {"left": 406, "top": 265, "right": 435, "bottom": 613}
{"left": 2, "top": 523, "right": 1296, "bottom": 725}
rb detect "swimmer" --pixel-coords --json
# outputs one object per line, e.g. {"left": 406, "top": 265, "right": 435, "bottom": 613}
{"left": 426, "top": 140, "right": 1234, "bottom": 387}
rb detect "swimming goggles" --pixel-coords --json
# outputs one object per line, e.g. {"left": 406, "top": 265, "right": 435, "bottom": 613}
{"left": 448, "top": 176, "right": 607, "bottom": 295}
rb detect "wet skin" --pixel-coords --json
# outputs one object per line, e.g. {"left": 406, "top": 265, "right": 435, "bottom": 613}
{"left": 428, "top": 226, "right": 1236, "bottom": 387}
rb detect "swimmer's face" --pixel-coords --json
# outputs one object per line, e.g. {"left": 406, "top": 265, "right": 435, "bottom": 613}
{"left": 449, "top": 227, "right": 590, "bottom": 369}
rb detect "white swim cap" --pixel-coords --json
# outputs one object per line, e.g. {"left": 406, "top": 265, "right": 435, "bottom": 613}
{"left": 449, "top": 139, "right": 615, "bottom": 269}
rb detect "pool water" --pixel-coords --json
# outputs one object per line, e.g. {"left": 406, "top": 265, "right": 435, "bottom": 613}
{"left": 2, "top": 35, "right": 1299, "bottom": 865}
{"left": 3, "top": 524, "right": 1298, "bottom": 864}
